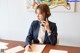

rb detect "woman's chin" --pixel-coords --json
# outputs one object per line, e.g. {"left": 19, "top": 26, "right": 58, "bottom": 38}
{"left": 38, "top": 19, "right": 41, "bottom": 22}
{"left": 38, "top": 19, "right": 44, "bottom": 22}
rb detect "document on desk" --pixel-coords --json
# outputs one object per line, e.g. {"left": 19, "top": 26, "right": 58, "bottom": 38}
{"left": 0, "top": 42, "right": 8, "bottom": 49}
{"left": 0, "top": 42, "right": 8, "bottom": 46}
{"left": 24, "top": 44, "right": 46, "bottom": 53}
{"left": 49, "top": 49, "right": 68, "bottom": 53}
{"left": 5, "top": 46, "right": 24, "bottom": 53}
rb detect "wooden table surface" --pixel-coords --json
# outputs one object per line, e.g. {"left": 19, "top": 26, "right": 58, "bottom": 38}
{"left": 0, "top": 39, "right": 80, "bottom": 53}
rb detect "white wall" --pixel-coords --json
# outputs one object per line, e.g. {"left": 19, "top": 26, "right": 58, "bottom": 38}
{"left": 0, "top": 0, "right": 80, "bottom": 47}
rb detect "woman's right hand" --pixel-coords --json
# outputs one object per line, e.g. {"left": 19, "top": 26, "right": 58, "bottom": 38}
{"left": 25, "top": 45, "right": 32, "bottom": 52}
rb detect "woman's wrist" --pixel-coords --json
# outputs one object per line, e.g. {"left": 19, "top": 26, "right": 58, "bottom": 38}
{"left": 47, "top": 29, "right": 51, "bottom": 35}
{"left": 47, "top": 28, "right": 51, "bottom": 32}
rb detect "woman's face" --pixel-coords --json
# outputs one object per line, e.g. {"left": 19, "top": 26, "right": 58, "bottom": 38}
{"left": 36, "top": 9, "right": 45, "bottom": 21}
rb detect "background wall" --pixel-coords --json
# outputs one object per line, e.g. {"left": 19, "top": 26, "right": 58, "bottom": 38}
{"left": 0, "top": 0, "right": 80, "bottom": 47}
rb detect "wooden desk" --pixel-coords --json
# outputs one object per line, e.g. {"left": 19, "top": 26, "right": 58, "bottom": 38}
{"left": 0, "top": 39, "right": 80, "bottom": 53}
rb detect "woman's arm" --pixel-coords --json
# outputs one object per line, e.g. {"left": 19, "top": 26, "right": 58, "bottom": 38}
{"left": 24, "top": 21, "right": 34, "bottom": 47}
{"left": 47, "top": 23, "right": 58, "bottom": 45}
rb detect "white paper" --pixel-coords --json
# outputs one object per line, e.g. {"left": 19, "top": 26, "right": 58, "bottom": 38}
{"left": 49, "top": 49, "right": 68, "bottom": 53}
{"left": 24, "top": 44, "right": 46, "bottom": 53}
{"left": 0, "top": 42, "right": 8, "bottom": 46}
{"left": 0, "top": 42, "right": 8, "bottom": 49}
{"left": 5, "top": 46, "right": 24, "bottom": 53}
{"left": 0, "top": 45, "right": 8, "bottom": 49}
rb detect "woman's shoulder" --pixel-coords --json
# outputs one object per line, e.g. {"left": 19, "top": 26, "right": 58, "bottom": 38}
{"left": 49, "top": 21, "right": 56, "bottom": 25}
{"left": 31, "top": 20, "right": 39, "bottom": 24}
{"left": 49, "top": 21, "right": 57, "bottom": 29}
{"left": 32, "top": 20, "right": 38, "bottom": 22}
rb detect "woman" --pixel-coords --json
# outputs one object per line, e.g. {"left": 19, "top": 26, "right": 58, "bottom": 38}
{"left": 24, "top": 4, "right": 58, "bottom": 51}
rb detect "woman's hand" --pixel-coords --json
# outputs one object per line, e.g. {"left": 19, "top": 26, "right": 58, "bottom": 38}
{"left": 25, "top": 45, "right": 32, "bottom": 52}
{"left": 44, "top": 18, "right": 51, "bottom": 33}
